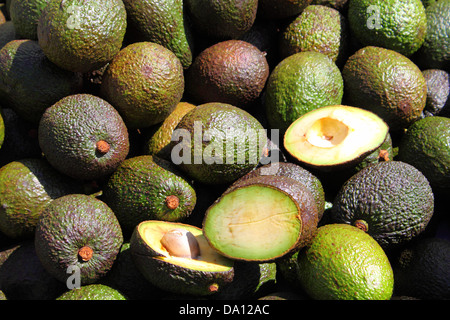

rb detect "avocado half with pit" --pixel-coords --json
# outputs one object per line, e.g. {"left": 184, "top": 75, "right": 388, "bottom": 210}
{"left": 130, "top": 220, "right": 234, "bottom": 296}
{"left": 284, "top": 105, "right": 389, "bottom": 170}
{"left": 203, "top": 175, "right": 319, "bottom": 262}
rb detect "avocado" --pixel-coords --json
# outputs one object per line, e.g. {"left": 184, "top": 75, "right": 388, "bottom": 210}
{"left": 264, "top": 51, "right": 344, "bottom": 134}
{"left": 330, "top": 161, "right": 434, "bottom": 248}
{"left": 185, "top": 40, "right": 269, "bottom": 108}
{"left": 99, "top": 242, "right": 163, "bottom": 300}
{"left": 130, "top": 220, "right": 235, "bottom": 296}
{"left": 0, "top": 108, "right": 3, "bottom": 149}
{"left": 100, "top": 41, "right": 185, "bottom": 130}
{"left": 185, "top": 0, "right": 258, "bottom": 39}
{"left": 348, "top": 0, "right": 427, "bottom": 57}
{"left": 392, "top": 237, "right": 450, "bottom": 300}
{"left": 0, "top": 21, "right": 16, "bottom": 50}
{"left": 353, "top": 132, "right": 393, "bottom": 172}
{"left": 0, "top": 39, "right": 83, "bottom": 124}
{"left": 258, "top": 0, "right": 313, "bottom": 20}
{"left": 297, "top": 223, "right": 394, "bottom": 300}
{"left": 122, "top": 0, "right": 194, "bottom": 69}
{"left": 284, "top": 105, "right": 389, "bottom": 171}
{"left": 38, "top": 94, "right": 130, "bottom": 181}
{"left": 170, "top": 102, "right": 267, "bottom": 186}
{"left": 101, "top": 155, "right": 197, "bottom": 236}
{"left": 422, "top": 69, "right": 450, "bottom": 117}
{"left": 342, "top": 46, "right": 427, "bottom": 131}
{"left": 142, "top": 102, "right": 196, "bottom": 161}
{"left": 0, "top": 158, "right": 84, "bottom": 240}
{"left": 0, "top": 108, "right": 41, "bottom": 167}
{"left": 0, "top": 241, "right": 67, "bottom": 300}
{"left": 34, "top": 194, "right": 123, "bottom": 286}
{"left": 279, "top": 5, "right": 349, "bottom": 65}
{"left": 57, "top": 284, "right": 127, "bottom": 300}
{"left": 203, "top": 175, "right": 319, "bottom": 261}
{"left": 237, "top": 161, "right": 326, "bottom": 220}
{"left": 414, "top": 0, "right": 450, "bottom": 71}
{"left": 37, "top": 0, "right": 127, "bottom": 73}
{"left": 397, "top": 116, "right": 450, "bottom": 195}
{"left": 9, "top": 0, "right": 50, "bottom": 40}
{"left": 311, "top": 0, "right": 348, "bottom": 10}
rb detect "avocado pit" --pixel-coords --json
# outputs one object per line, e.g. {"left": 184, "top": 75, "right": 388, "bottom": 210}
{"left": 160, "top": 228, "right": 200, "bottom": 259}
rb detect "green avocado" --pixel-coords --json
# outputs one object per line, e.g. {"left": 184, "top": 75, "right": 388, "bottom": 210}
{"left": 330, "top": 161, "right": 434, "bottom": 248}
{"left": 185, "top": 0, "right": 258, "bottom": 39}
{"left": 342, "top": 46, "right": 427, "bottom": 131}
{"left": 101, "top": 155, "right": 197, "bottom": 236}
{"left": 34, "top": 194, "right": 124, "bottom": 286}
{"left": 170, "top": 102, "right": 268, "bottom": 186}
{"left": 122, "top": 0, "right": 194, "bottom": 69}
{"left": 38, "top": 94, "right": 130, "bottom": 181}
{"left": 0, "top": 21, "right": 16, "bottom": 50}
{"left": 37, "top": 0, "right": 127, "bottom": 73}
{"left": 57, "top": 284, "right": 127, "bottom": 300}
{"left": 397, "top": 116, "right": 450, "bottom": 194}
{"left": 0, "top": 39, "right": 83, "bottom": 124}
{"left": 421, "top": 69, "right": 450, "bottom": 117}
{"left": 130, "top": 220, "right": 235, "bottom": 296}
{"left": 9, "top": 0, "right": 50, "bottom": 40}
{"left": 100, "top": 41, "right": 185, "bottom": 130}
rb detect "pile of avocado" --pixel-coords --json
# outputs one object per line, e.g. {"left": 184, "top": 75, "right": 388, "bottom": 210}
{"left": 0, "top": 0, "right": 449, "bottom": 301}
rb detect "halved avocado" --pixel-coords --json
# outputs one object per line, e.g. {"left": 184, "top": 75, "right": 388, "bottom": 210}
{"left": 203, "top": 175, "right": 318, "bottom": 262}
{"left": 284, "top": 105, "right": 389, "bottom": 170}
{"left": 130, "top": 220, "right": 234, "bottom": 296}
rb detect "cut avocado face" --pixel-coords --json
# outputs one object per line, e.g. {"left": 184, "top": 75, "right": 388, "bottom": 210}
{"left": 284, "top": 105, "right": 389, "bottom": 170}
{"left": 203, "top": 175, "right": 318, "bottom": 262}
{"left": 130, "top": 220, "right": 234, "bottom": 296}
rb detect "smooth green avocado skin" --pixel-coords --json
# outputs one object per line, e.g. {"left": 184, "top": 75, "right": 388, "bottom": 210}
{"left": 398, "top": 116, "right": 450, "bottom": 194}
{"left": 330, "top": 161, "right": 434, "bottom": 248}
{"left": 37, "top": 0, "right": 127, "bottom": 73}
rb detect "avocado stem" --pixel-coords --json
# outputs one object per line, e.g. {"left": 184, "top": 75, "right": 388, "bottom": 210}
{"left": 354, "top": 220, "right": 369, "bottom": 232}
{"left": 78, "top": 246, "right": 94, "bottom": 262}
{"left": 165, "top": 195, "right": 180, "bottom": 210}
{"left": 96, "top": 140, "right": 110, "bottom": 154}
{"left": 378, "top": 149, "right": 390, "bottom": 162}
{"left": 208, "top": 283, "right": 219, "bottom": 293}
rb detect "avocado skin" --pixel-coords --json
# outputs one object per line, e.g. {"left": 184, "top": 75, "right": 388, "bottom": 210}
{"left": 342, "top": 46, "right": 427, "bottom": 131}
{"left": 130, "top": 224, "right": 234, "bottom": 297}
{"left": 218, "top": 174, "right": 319, "bottom": 252}
{"left": 330, "top": 161, "right": 434, "bottom": 248}
{"left": 0, "top": 158, "right": 84, "bottom": 240}
{"left": 100, "top": 42, "right": 184, "bottom": 130}
{"left": 186, "top": 40, "right": 269, "bottom": 108}
{"left": 186, "top": 0, "right": 258, "bottom": 39}
{"left": 0, "top": 21, "right": 16, "bottom": 50}
{"left": 57, "top": 284, "right": 127, "bottom": 300}
{"left": 0, "top": 39, "right": 83, "bottom": 124}
{"left": 122, "top": 0, "right": 194, "bottom": 69}
{"left": 392, "top": 237, "right": 450, "bottom": 300}
{"left": 397, "top": 116, "right": 450, "bottom": 194}
{"left": 422, "top": 69, "right": 450, "bottom": 117}
{"left": 171, "top": 103, "right": 267, "bottom": 186}
{"left": 9, "top": 0, "right": 50, "bottom": 40}
{"left": 237, "top": 162, "right": 325, "bottom": 221}
{"left": 101, "top": 155, "right": 197, "bottom": 236}
{"left": 34, "top": 194, "right": 123, "bottom": 286}
{"left": 38, "top": 94, "right": 130, "bottom": 181}
{"left": 37, "top": 0, "right": 127, "bottom": 73}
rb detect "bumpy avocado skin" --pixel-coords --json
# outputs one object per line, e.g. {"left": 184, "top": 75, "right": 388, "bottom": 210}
{"left": 38, "top": 94, "right": 130, "bottom": 181}
{"left": 171, "top": 103, "right": 267, "bottom": 186}
{"left": 37, "top": 0, "right": 127, "bottom": 73}
{"left": 57, "top": 284, "right": 127, "bottom": 300}
{"left": 330, "top": 161, "right": 434, "bottom": 248}
{"left": 100, "top": 42, "right": 184, "bottom": 130}
{"left": 0, "top": 158, "right": 83, "bottom": 240}
{"left": 123, "top": 0, "right": 194, "bottom": 69}
{"left": 342, "top": 46, "right": 427, "bottom": 131}
{"left": 397, "top": 116, "right": 450, "bottom": 194}
{"left": 0, "top": 39, "right": 83, "bottom": 124}
{"left": 9, "top": 0, "right": 50, "bottom": 40}
{"left": 101, "top": 155, "right": 197, "bottom": 236}
{"left": 186, "top": 0, "right": 258, "bottom": 39}
{"left": 34, "top": 194, "right": 124, "bottom": 286}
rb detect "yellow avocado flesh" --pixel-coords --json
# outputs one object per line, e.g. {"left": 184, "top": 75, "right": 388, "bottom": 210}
{"left": 204, "top": 185, "right": 302, "bottom": 261}
{"left": 138, "top": 221, "right": 233, "bottom": 272}
{"left": 284, "top": 105, "right": 389, "bottom": 167}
